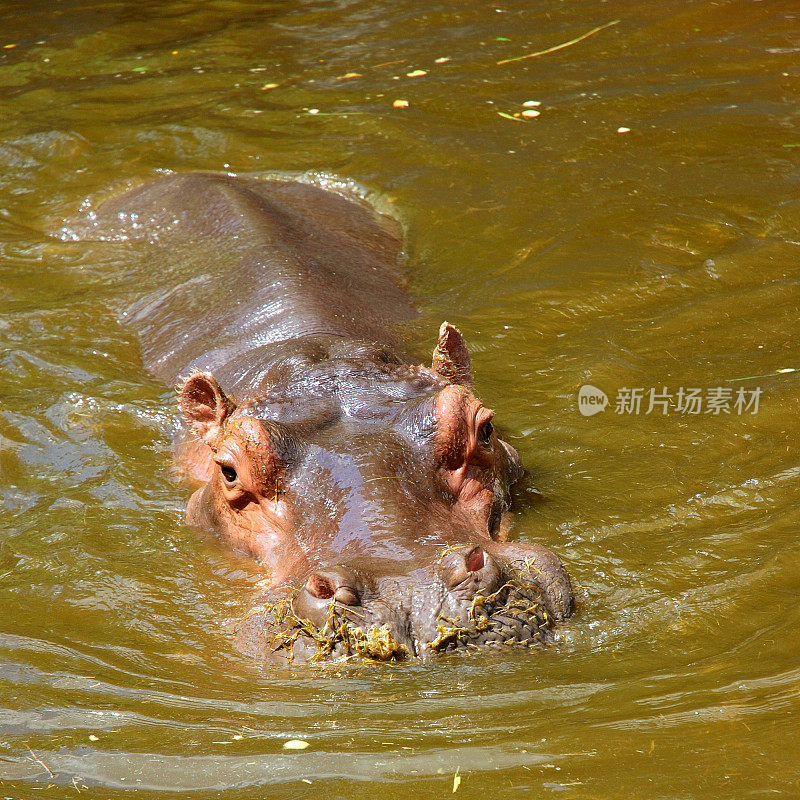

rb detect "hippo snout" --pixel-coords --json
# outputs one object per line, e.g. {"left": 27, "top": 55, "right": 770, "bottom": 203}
{"left": 234, "top": 540, "right": 573, "bottom": 664}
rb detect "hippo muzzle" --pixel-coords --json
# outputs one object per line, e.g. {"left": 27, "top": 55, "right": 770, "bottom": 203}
{"left": 236, "top": 542, "right": 573, "bottom": 663}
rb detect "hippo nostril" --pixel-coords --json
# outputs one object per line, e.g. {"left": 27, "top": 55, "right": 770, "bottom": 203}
{"left": 304, "top": 570, "right": 361, "bottom": 605}
{"left": 438, "top": 546, "right": 500, "bottom": 591}
{"left": 306, "top": 573, "right": 335, "bottom": 600}
{"left": 465, "top": 547, "right": 486, "bottom": 573}
{"left": 293, "top": 569, "right": 363, "bottom": 633}
{"left": 333, "top": 586, "right": 359, "bottom": 606}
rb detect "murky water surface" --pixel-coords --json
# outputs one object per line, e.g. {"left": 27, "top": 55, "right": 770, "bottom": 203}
{"left": 2, "top": 0, "right": 800, "bottom": 797}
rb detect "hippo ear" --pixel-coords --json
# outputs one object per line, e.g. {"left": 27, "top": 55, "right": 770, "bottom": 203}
{"left": 431, "top": 322, "right": 472, "bottom": 387}
{"left": 179, "top": 372, "right": 236, "bottom": 444}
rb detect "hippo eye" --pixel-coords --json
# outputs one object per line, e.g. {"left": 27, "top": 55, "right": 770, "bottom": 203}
{"left": 478, "top": 420, "right": 493, "bottom": 445}
{"left": 219, "top": 464, "right": 238, "bottom": 485}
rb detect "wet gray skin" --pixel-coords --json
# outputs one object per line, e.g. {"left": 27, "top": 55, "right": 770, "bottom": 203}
{"left": 86, "top": 172, "right": 573, "bottom": 662}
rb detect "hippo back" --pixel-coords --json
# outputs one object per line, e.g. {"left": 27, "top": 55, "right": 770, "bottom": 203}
{"left": 88, "top": 173, "right": 416, "bottom": 389}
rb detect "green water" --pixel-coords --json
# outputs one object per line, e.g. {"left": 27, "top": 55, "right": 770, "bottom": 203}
{"left": 2, "top": 0, "right": 800, "bottom": 797}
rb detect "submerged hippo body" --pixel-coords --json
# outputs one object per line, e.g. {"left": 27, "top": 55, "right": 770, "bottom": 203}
{"left": 93, "top": 172, "right": 573, "bottom": 662}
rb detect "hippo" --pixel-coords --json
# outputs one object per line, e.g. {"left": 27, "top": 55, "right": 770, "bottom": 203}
{"left": 87, "top": 172, "right": 573, "bottom": 662}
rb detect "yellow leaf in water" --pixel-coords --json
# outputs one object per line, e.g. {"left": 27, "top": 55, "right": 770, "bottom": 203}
{"left": 453, "top": 768, "right": 461, "bottom": 793}
{"left": 283, "top": 739, "right": 310, "bottom": 750}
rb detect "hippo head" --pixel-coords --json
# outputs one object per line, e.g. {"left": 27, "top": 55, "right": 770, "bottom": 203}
{"left": 178, "top": 323, "right": 573, "bottom": 662}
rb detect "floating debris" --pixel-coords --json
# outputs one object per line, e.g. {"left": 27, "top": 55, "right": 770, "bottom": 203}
{"left": 617, "top": 126, "right": 630, "bottom": 133}
{"left": 521, "top": 109, "right": 540, "bottom": 118}
{"left": 497, "top": 18, "right": 620, "bottom": 65}
{"left": 523, "top": 100, "right": 542, "bottom": 107}
{"left": 337, "top": 72, "right": 362, "bottom": 80}
{"left": 371, "top": 59, "right": 407, "bottom": 69}
{"left": 25, "top": 744, "right": 54, "bottom": 778}
{"left": 726, "top": 367, "right": 800, "bottom": 382}
{"left": 406, "top": 69, "right": 427, "bottom": 77}
{"left": 392, "top": 99, "right": 410, "bottom": 108}
{"left": 453, "top": 768, "right": 462, "bottom": 793}
{"left": 283, "top": 739, "right": 310, "bottom": 750}
{"left": 434, "top": 57, "right": 450, "bottom": 64}
{"left": 261, "top": 83, "right": 279, "bottom": 90}
{"left": 3, "top": 43, "right": 17, "bottom": 49}
{"left": 497, "top": 111, "right": 525, "bottom": 122}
